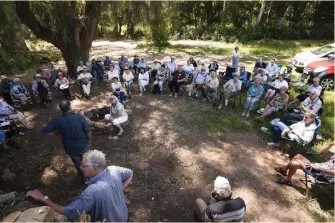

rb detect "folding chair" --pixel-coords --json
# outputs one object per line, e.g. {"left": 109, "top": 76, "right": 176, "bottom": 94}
{"left": 10, "top": 92, "right": 33, "bottom": 108}
{"left": 303, "top": 152, "right": 334, "bottom": 198}
{"left": 0, "top": 115, "right": 24, "bottom": 146}
{"left": 221, "top": 66, "right": 236, "bottom": 83}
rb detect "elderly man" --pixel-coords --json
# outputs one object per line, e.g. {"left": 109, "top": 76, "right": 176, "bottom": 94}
{"left": 77, "top": 67, "right": 93, "bottom": 98}
{"left": 166, "top": 56, "right": 177, "bottom": 73}
{"left": 103, "top": 56, "right": 112, "bottom": 68}
{"left": 188, "top": 66, "right": 210, "bottom": 100}
{"left": 11, "top": 78, "right": 32, "bottom": 105}
{"left": 26, "top": 150, "right": 133, "bottom": 222}
{"left": 274, "top": 141, "right": 334, "bottom": 186}
{"left": 0, "top": 75, "right": 14, "bottom": 103}
{"left": 76, "top": 61, "right": 87, "bottom": 74}
{"left": 43, "top": 99, "right": 91, "bottom": 182}
{"left": 263, "top": 110, "right": 317, "bottom": 147}
{"left": 168, "top": 64, "right": 186, "bottom": 97}
{"left": 137, "top": 58, "right": 148, "bottom": 70}
{"left": 281, "top": 88, "right": 322, "bottom": 125}
{"left": 195, "top": 176, "right": 246, "bottom": 222}
{"left": 0, "top": 95, "right": 33, "bottom": 129}
{"left": 288, "top": 77, "right": 323, "bottom": 106}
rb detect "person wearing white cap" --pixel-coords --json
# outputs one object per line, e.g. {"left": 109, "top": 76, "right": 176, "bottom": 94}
{"left": 166, "top": 56, "right": 177, "bottom": 73}
{"left": 195, "top": 176, "right": 246, "bottom": 222}
{"left": 218, "top": 72, "right": 242, "bottom": 109}
{"left": 11, "top": 78, "right": 32, "bottom": 105}
{"left": 0, "top": 75, "right": 14, "bottom": 103}
{"left": 104, "top": 95, "right": 128, "bottom": 137}
{"left": 77, "top": 67, "right": 93, "bottom": 97}
{"left": 32, "top": 73, "right": 52, "bottom": 107}
{"left": 76, "top": 61, "right": 87, "bottom": 75}
{"left": 188, "top": 65, "right": 210, "bottom": 100}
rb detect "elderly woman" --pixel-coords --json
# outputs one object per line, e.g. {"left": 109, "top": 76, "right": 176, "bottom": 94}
{"left": 203, "top": 70, "right": 219, "bottom": 101}
{"left": 231, "top": 46, "right": 240, "bottom": 69}
{"left": 195, "top": 176, "right": 246, "bottom": 222}
{"left": 111, "top": 77, "right": 125, "bottom": 104}
{"left": 77, "top": 67, "right": 93, "bottom": 97}
{"left": 11, "top": 78, "right": 32, "bottom": 105}
{"left": 138, "top": 68, "right": 149, "bottom": 96}
{"left": 256, "top": 86, "right": 289, "bottom": 121}
{"left": 239, "top": 66, "right": 248, "bottom": 85}
{"left": 263, "top": 73, "right": 288, "bottom": 102}
{"left": 105, "top": 95, "right": 128, "bottom": 137}
{"left": 183, "top": 60, "right": 195, "bottom": 78}
{"left": 107, "top": 64, "right": 119, "bottom": 81}
{"left": 122, "top": 65, "right": 134, "bottom": 96}
{"left": 282, "top": 65, "right": 293, "bottom": 83}
{"left": 218, "top": 72, "right": 242, "bottom": 109}
{"left": 32, "top": 74, "right": 52, "bottom": 107}
{"left": 263, "top": 110, "right": 317, "bottom": 147}
{"left": 54, "top": 72, "right": 71, "bottom": 100}
{"left": 242, "top": 78, "right": 264, "bottom": 118}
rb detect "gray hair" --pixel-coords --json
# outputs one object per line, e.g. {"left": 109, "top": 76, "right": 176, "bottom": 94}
{"left": 83, "top": 150, "right": 106, "bottom": 169}
{"left": 304, "top": 110, "right": 316, "bottom": 119}
{"left": 254, "top": 77, "right": 261, "bottom": 85}
{"left": 214, "top": 176, "right": 232, "bottom": 198}
{"left": 311, "top": 89, "right": 320, "bottom": 96}
{"left": 14, "top": 78, "right": 20, "bottom": 83}
{"left": 313, "top": 77, "right": 320, "bottom": 83}
{"left": 111, "top": 95, "right": 119, "bottom": 103}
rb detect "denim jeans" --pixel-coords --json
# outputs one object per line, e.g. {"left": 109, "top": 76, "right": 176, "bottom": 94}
{"left": 271, "top": 121, "right": 289, "bottom": 143}
{"left": 113, "top": 92, "right": 125, "bottom": 103}
{"left": 280, "top": 113, "right": 303, "bottom": 125}
{"left": 69, "top": 143, "right": 91, "bottom": 182}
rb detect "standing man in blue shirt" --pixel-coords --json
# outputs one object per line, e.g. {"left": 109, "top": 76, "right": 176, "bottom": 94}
{"left": 43, "top": 99, "right": 91, "bottom": 182}
{"left": 27, "top": 150, "right": 133, "bottom": 222}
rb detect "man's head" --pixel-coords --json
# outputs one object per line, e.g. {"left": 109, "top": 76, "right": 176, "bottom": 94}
{"left": 106, "top": 56, "right": 109, "bottom": 60}
{"left": 233, "top": 72, "right": 240, "bottom": 80}
{"left": 59, "top": 99, "right": 71, "bottom": 113}
{"left": 82, "top": 67, "right": 88, "bottom": 73}
{"left": 309, "top": 89, "right": 320, "bottom": 100}
{"left": 235, "top": 46, "right": 239, "bottom": 51}
{"left": 140, "top": 67, "right": 145, "bottom": 74}
{"left": 177, "top": 64, "right": 183, "bottom": 71}
{"left": 270, "top": 58, "right": 276, "bottom": 64}
{"left": 124, "top": 66, "right": 130, "bottom": 72}
{"left": 141, "top": 58, "right": 145, "bottom": 61}
{"left": 171, "top": 56, "right": 175, "bottom": 62}
{"left": 109, "top": 64, "right": 114, "bottom": 70}
{"left": 134, "top": 55, "right": 138, "bottom": 58}
{"left": 303, "top": 110, "right": 316, "bottom": 125}
{"left": 81, "top": 150, "right": 106, "bottom": 178}
{"left": 213, "top": 176, "right": 232, "bottom": 199}
{"left": 200, "top": 65, "right": 206, "bottom": 73}
{"left": 240, "top": 66, "right": 245, "bottom": 72}
{"left": 210, "top": 70, "right": 216, "bottom": 79}
{"left": 79, "top": 61, "right": 84, "bottom": 66}
{"left": 187, "top": 59, "right": 191, "bottom": 65}
{"left": 313, "top": 77, "right": 320, "bottom": 86}
{"left": 260, "top": 69, "right": 265, "bottom": 76}
{"left": 14, "top": 78, "right": 20, "bottom": 84}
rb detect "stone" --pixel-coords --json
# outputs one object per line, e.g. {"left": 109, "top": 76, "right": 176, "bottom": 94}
{"left": 11, "top": 201, "right": 36, "bottom": 212}
{"left": 0, "top": 192, "right": 15, "bottom": 205}
{"left": 15, "top": 206, "right": 67, "bottom": 222}
{"left": 1, "top": 211, "right": 21, "bottom": 222}
{"left": 2, "top": 169, "right": 16, "bottom": 182}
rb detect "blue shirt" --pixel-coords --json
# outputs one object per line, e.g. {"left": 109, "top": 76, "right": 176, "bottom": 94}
{"left": 64, "top": 166, "right": 132, "bottom": 222}
{"left": 43, "top": 112, "right": 91, "bottom": 155}
{"left": 11, "top": 84, "right": 26, "bottom": 94}
{"left": 247, "top": 85, "right": 264, "bottom": 97}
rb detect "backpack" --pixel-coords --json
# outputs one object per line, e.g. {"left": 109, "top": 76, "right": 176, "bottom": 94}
{"left": 152, "top": 84, "right": 160, "bottom": 95}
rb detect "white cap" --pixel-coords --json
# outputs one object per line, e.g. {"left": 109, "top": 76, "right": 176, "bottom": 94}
{"left": 214, "top": 176, "right": 232, "bottom": 198}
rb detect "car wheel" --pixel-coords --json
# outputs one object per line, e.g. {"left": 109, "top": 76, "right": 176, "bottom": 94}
{"left": 320, "top": 76, "right": 334, "bottom": 91}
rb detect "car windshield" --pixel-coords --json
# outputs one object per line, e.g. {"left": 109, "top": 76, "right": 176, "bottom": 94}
{"left": 312, "top": 45, "right": 334, "bottom": 55}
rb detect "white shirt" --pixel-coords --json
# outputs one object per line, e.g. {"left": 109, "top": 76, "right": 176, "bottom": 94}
{"left": 77, "top": 65, "right": 87, "bottom": 73}
{"left": 232, "top": 51, "right": 240, "bottom": 59}
{"left": 272, "top": 79, "right": 288, "bottom": 89}
{"left": 306, "top": 84, "right": 322, "bottom": 95}
{"left": 265, "top": 63, "right": 278, "bottom": 76}
{"left": 183, "top": 64, "right": 194, "bottom": 72}
{"left": 138, "top": 72, "right": 149, "bottom": 85}
{"left": 111, "top": 82, "right": 122, "bottom": 91}
{"left": 166, "top": 61, "right": 177, "bottom": 72}
{"left": 122, "top": 71, "right": 134, "bottom": 82}
{"left": 289, "top": 121, "right": 317, "bottom": 145}
{"left": 255, "top": 74, "right": 268, "bottom": 83}
{"left": 78, "top": 72, "right": 93, "bottom": 80}
{"left": 207, "top": 77, "right": 219, "bottom": 89}
{"left": 108, "top": 70, "right": 119, "bottom": 81}
{"left": 194, "top": 72, "right": 210, "bottom": 84}
{"left": 224, "top": 79, "right": 242, "bottom": 92}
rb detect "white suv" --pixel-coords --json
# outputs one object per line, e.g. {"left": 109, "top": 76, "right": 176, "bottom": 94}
{"left": 293, "top": 43, "right": 335, "bottom": 69}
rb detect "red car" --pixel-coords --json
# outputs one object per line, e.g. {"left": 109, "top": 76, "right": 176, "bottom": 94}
{"left": 303, "top": 58, "right": 334, "bottom": 91}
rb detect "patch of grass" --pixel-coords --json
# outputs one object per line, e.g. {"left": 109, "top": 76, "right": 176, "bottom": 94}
{"left": 137, "top": 39, "right": 333, "bottom": 56}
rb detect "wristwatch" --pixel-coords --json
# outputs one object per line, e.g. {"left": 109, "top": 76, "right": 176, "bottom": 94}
{"left": 43, "top": 196, "right": 49, "bottom": 201}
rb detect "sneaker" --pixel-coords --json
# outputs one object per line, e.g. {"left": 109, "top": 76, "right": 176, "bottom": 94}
{"left": 267, "top": 142, "right": 279, "bottom": 147}
{"left": 242, "top": 112, "right": 246, "bottom": 116}
{"left": 257, "top": 108, "right": 264, "bottom": 114}
{"left": 169, "top": 93, "right": 173, "bottom": 97}
{"left": 245, "top": 112, "right": 250, "bottom": 118}
{"left": 174, "top": 93, "right": 178, "bottom": 97}
{"left": 261, "top": 127, "right": 269, "bottom": 133}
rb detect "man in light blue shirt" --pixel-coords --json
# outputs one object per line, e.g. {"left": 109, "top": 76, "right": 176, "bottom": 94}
{"left": 265, "top": 59, "right": 278, "bottom": 78}
{"left": 137, "top": 58, "right": 148, "bottom": 70}
{"left": 27, "top": 150, "right": 133, "bottom": 222}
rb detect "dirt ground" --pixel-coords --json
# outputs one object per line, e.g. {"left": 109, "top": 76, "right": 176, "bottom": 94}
{"left": 0, "top": 41, "right": 334, "bottom": 221}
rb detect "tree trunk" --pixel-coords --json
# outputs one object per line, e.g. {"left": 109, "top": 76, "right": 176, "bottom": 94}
{"left": 256, "top": 0, "right": 266, "bottom": 26}
{"left": 248, "top": 2, "right": 255, "bottom": 27}
{"left": 221, "top": 0, "right": 227, "bottom": 22}
{"left": 279, "top": 4, "right": 291, "bottom": 27}
{"left": 15, "top": 1, "right": 102, "bottom": 75}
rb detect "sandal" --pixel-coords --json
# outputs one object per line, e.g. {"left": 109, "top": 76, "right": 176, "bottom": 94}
{"left": 274, "top": 166, "right": 287, "bottom": 176}
{"left": 276, "top": 178, "right": 292, "bottom": 186}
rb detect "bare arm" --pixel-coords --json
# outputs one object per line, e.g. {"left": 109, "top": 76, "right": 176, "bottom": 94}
{"left": 87, "top": 132, "right": 92, "bottom": 141}
{"left": 123, "top": 171, "right": 133, "bottom": 189}
{"left": 320, "top": 141, "right": 335, "bottom": 156}
{"left": 43, "top": 198, "right": 65, "bottom": 215}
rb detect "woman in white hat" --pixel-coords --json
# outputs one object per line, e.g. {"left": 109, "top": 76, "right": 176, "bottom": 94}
{"left": 32, "top": 73, "right": 52, "bottom": 107}
{"left": 218, "top": 72, "right": 242, "bottom": 109}
{"left": 104, "top": 95, "right": 128, "bottom": 137}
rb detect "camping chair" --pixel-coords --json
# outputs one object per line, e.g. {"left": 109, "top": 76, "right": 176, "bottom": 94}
{"left": 302, "top": 151, "right": 334, "bottom": 198}
{"left": 10, "top": 91, "right": 33, "bottom": 108}
{"left": 0, "top": 114, "right": 24, "bottom": 147}
{"left": 221, "top": 66, "right": 236, "bottom": 82}
{"left": 33, "top": 90, "right": 52, "bottom": 104}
